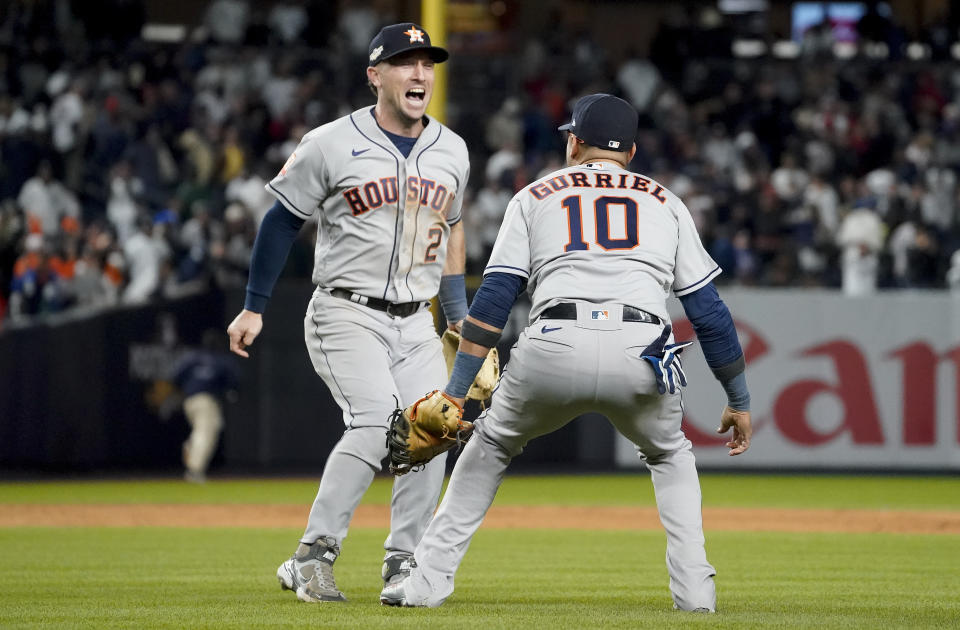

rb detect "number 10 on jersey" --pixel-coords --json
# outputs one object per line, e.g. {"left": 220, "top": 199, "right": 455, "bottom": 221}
{"left": 563, "top": 195, "right": 639, "bottom": 251}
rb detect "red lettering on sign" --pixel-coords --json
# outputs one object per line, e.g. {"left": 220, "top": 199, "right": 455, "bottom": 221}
{"left": 888, "top": 342, "right": 937, "bottom": 445}
{"left": 774, "top": 341, "right": 883, "bottom": 445}
{"left": 944, "top": 346, "right": 960, "bottom": 445}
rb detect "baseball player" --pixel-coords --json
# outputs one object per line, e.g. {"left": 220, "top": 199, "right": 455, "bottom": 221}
{"left": 381, "top": 94, "right": 753, "bottom": 611}
{"left": 226, "top": 23, "right": 470, "bottom": 603}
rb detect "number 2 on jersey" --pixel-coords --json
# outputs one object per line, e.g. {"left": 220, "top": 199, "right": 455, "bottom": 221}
{"left": 425, "top": 228, "right": 443, "bottom": 262}
{"left": 562, "top": 195, "right": 639, "bottom": 251}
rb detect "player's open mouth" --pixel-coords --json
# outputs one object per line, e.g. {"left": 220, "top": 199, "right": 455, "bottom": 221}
{"left": 406, "top": 88, "right": 426, "bottom": 103}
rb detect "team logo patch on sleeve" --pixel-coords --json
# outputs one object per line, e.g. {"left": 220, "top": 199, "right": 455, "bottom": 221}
{"left": 280, "top": 152, "right": 296, "bottom": 176}
{"left": 591, "top": 310, "right": 609, "bottom": 320}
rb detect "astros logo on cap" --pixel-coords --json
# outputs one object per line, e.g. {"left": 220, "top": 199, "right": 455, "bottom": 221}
{"left": 405, "top": 27, "right": 424, "bottom": 43}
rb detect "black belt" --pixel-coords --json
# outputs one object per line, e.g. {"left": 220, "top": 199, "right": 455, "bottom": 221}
{"left": 539, "top": 303, "right": 661, "bottom": 325}
{"left": 330, "top": 288, "right": 427, "bottom": 318}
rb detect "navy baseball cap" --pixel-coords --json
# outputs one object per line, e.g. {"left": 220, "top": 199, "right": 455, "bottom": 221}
{"left": 368, "top": 23, "right": 449, "bottom": 66}
{"left": 558, "top": 94, "right": 638, "bottom": 151}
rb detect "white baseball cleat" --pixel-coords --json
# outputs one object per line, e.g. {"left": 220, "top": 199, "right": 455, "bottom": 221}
{"left": 379, "top": 554, "right": 414, "bottom": 602}
{"left": 378, "top": 578, "right": 412, "bottom": 607}
{"left": 379, "top": 566, "right": 452, "bottom": 608}
{"left": 673, "top": 603, "right": 716, "bottom": 613}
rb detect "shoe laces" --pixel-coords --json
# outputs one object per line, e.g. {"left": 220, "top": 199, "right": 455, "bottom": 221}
{"left": 309, "top": 559, "right": 339, "bottom": 592}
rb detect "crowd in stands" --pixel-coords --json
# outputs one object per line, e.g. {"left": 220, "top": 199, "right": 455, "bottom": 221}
{"left": 2, "top": 1, "right": 960, "bottom": 327}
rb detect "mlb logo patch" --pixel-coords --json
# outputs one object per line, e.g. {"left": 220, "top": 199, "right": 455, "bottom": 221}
{"left": 591, "top": 310, "right": 609, "bottom": 320}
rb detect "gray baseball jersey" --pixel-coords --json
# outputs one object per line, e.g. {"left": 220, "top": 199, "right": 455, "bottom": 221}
{"left": 267, "top": 106, "right": 469, "bottom": 302}
{"left": 485, "top": 161, "right": 720, "bottom": 320}
{"left": 400, "top": 161, "right": 719, "bottom": 611}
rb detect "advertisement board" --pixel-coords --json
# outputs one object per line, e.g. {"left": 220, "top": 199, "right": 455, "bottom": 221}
{"left": 616, "top": 289, "right": 960, "bottom": 470}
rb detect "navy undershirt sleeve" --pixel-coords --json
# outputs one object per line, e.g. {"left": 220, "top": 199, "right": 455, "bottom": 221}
{"left": 468, "top": 272, "right": 526, "bottom": 329}
{"left": 678, "top": 282, "right": 743, "bottom": 369}
{"left": 244, "top": 200, "right": 306, "bottom": 313}
{"left": 445, "top": 272, "right": 524, "bottom": 400}
{"left": 679, "top": 282, "right": 750, "bottom": 410}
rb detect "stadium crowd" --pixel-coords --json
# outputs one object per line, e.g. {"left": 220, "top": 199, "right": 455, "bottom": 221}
{"left": 2, "top": 0, "right": 960, "bottom": 327}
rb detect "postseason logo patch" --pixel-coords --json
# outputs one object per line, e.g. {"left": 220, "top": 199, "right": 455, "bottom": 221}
{"left": 591, "top": 310, "right": 609, "bottom": 320}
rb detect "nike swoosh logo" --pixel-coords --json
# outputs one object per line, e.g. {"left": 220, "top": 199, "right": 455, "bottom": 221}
{"left": 540, "top": 325, "right": 562, "bottom": 333}
{"left": 352, "top": 148, "right": 370, "bottom": 156}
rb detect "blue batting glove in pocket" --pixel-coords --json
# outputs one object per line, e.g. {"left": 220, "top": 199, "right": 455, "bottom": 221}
{"left": 640, "top": 324, "right": 694, "bottom": 395}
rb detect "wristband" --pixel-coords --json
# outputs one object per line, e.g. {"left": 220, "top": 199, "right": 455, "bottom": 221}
{"left": 445, "top": 351, "right": 486, "bottom": 399}
{"left": 438, "top": 274, "right": 468, "bottom": 325}
{"left": 461, "top": 320, "right": 502, "bottom": 348}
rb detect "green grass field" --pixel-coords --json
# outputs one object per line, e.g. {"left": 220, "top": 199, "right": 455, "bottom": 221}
{"left": 2, "top": 474, "right": 959, "bottom": 629}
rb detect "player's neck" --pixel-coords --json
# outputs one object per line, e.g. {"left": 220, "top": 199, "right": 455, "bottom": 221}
{"left": 575, "top": 157, "right": 626, "bottom": 169}
{"left": 373, "top": 104, "right": 424, "bottom": 138}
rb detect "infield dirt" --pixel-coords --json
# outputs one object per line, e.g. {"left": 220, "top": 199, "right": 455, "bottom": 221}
{"left": 3, "top": 504, "right": 959, "bottom": 534}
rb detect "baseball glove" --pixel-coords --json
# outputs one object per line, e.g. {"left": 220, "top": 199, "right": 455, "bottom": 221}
{"left": 441, "top": 329, "right": 500, "bottom": 403}
{"left": 385, "top": 390, "right": 473, "bottom": 475}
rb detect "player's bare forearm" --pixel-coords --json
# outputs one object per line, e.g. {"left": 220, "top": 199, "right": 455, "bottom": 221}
{"left": 442, "top": 221, "right": 465, "bottom": 275}
{"left": 458, "top": 315, "right": 501, "bottom": 357}
{"left": 438, "top": 222, "right": 466, "bottom": 330}
{"left": 227, "top": 309, "right": 263, "bottom": 358}
{"left": 716, "top": 406, "right": 752, "bottom": 456}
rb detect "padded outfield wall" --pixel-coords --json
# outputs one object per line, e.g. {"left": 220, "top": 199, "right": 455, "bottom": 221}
{"left": 2, "top": 285, "right": 959, "bottom": 472}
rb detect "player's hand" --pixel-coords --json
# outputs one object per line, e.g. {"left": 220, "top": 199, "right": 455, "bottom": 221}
{"left": 227, "top": 309, "right": 263, "bottom": 358}
{"left": 443, "top": 388, "right": 466, "bottom": 408}
{"left": 717, "top": 406, "right": 752, "bottom": 456}
{"left": 448, "top": 319, "right": 463, "bottom": 332}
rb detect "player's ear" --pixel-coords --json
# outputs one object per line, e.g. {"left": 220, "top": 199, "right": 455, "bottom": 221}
{"left": 366, "top": 66, "right": 380, "bottom": 89}
{"left": 567, "top": 133, "right": 580, "bottom": 159}
{"left": 627, "top": 143, "right": 637, "bottom": 162}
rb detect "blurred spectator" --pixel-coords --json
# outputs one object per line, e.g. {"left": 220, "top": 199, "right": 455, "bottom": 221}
{"left": 218, "top": 125, "right": 245, "bottom": 183}
{"left": 770, "top": 154, "right": 809, "bottom": 205}
{"left": 268, "top": 2, "right": 308, "bottom": 44}
{"left": 121, "top": 216, "right": 162, "bottom": 304}
{"left": 837, "top": 203, "right": 885, "bottom": 296}
{"left": 9, "top": 233, "right": 69, "bottom": 319}
{"left": 71, "top": 244, "right": 119, "bottom": 309}
{"left": 106, "top": 160, "right": 143, "bottom": 243}
{"left": 178, "top": 129, "right": 215, "bottom": 189}
{"left": 205, "top": 0, "right": 250, "bottom": 45}
{"left": 4, "top": 0, "right": 960, "bottom": 329}
{"left": 211, "top": 202, "right": 254, "bottom": 287}
{"left": 485, "top": 98, "right": 522, "bottom": 156}
{"left": 464, "top": 170, "right": 513, "bottom": 271}
{"left": 947, "top": 250, "right": 960, "bottom": 290}
{"left": 124, "top": 124, "right": 179, "bottom": 208}
{"left": 17, "top": 160, "right": 80, "bottom": 237}
{"left": 49, "top": 77, "right": 86, "bottom": 189}
{"left": 225, "top": 165, "right": 274, "bottom": 225}
{"left": 337, "top": 0, "right": 382, "bottom": 57}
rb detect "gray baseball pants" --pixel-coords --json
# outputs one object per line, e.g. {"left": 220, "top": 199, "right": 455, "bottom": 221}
{"left": 411, "top": 305, "right": 717, "bottom": 610}
{"left": 300, "top": 288, "right": 448, "bottom": 559}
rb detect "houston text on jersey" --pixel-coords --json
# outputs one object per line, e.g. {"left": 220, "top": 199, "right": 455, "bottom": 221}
{"left": 343, "top": 176, "right": 454, "bottom": 216}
